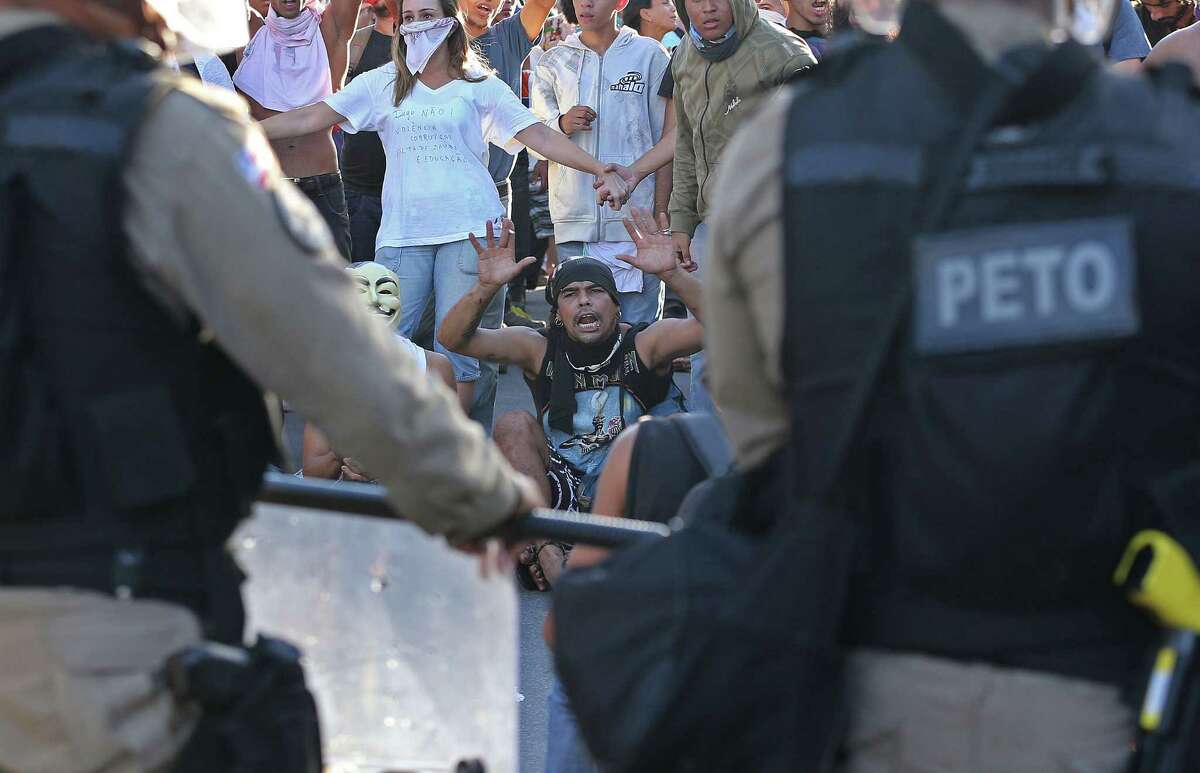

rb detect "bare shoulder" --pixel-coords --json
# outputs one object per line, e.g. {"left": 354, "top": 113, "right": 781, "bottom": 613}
{"left": 1147, "top": 24, "right": 1200, "bottom": 82}
{"left": 507, "top": 326, "right": 550, "bottom": 375}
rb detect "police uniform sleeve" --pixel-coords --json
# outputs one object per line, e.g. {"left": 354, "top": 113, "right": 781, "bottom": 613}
{"left": 705, "top": 88, "right": 791, "bottom": 470}
{"left": 122, "top": 82, "right": 524, "bottom": 542}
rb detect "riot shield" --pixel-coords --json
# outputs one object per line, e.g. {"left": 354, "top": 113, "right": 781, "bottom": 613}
{"left": 234, "top": 502, "right": 518, "bottom": 773}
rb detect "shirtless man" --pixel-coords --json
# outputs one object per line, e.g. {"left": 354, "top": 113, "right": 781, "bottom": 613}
{"left": 235, "top": 0, "right": 361, "bottom": 258}
{"left": 1145, "top": 11, "right": 1200, "bottom": 84}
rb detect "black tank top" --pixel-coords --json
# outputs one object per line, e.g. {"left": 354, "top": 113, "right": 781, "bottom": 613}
{"left": 341, "top": 29, "right": 392, "bottom": 195}
{"left": 526, "top": 326, "right": 672, "bottom": 422}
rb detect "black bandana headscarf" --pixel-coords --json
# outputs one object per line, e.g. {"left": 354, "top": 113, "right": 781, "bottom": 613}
{"left": 545, "top": 259, "right": 623, "bottom": 434}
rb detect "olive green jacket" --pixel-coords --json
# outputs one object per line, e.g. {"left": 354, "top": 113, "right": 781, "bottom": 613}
{"left": 668, "top": 0, "right": 815, "bottom": 236}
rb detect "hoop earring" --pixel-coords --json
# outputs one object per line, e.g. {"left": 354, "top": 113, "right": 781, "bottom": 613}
{"left": 554, "top": 317, "right": 564, "bottom": 327}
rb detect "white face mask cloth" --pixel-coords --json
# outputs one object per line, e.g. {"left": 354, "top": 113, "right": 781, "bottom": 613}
{"left": 400, "top": 18, "right": 457, "bottom": 74}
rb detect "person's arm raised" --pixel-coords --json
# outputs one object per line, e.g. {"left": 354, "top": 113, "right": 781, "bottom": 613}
{"left": 260, "top": 102, "right": 347, "bottom": 140}
{"left": 515, "top": 122, "right": 630, "bottom": 209}
{"left": 520, "top": 0, "right": 557, "bottom": 42}
{"left": 328, "top": 0, "right": 363, "bottom": 38}
{"left": 437, "top": 220, "right": 548, "bottom": 374}
{"left": 618, "top": 209, "right": 705, "bottom": 369}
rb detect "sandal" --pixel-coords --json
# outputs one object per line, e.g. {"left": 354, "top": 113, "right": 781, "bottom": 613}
{"left": 515, "top": 540, "right": 573, "bottom": 592}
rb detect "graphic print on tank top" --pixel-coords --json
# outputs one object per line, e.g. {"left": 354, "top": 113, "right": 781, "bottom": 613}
{"left": 528, "top": 327, "right": 671, "bottom": 500}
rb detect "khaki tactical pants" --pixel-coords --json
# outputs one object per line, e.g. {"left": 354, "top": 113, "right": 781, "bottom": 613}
{"left": 837, "top": 649, "right": 1135, "bottom": 773}
{"left": 0, "top": 589, "right": 201, "bottom": 773}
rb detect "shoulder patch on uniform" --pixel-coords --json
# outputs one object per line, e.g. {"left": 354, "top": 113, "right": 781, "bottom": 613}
{"left": 913, "top": 217, "right": 1140, "bottom": 355}
{"left": 236, "top": 130, "right": 275, "bottom": 190}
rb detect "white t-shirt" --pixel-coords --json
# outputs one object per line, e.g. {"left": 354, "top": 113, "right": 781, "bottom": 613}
{"left": 395, "top": 333, "right": 428, "bottom": 375}
{"left": 326, "top": 63, "right": 539, "bottom": 249}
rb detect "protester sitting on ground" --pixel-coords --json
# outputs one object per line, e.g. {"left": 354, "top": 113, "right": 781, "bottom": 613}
{"left": 302, "top": 262, "right": 456, "bottom": 479}
{"left": 438, "top": 209, "right": 702, "bottom": 575}
{"left": 260, "top": 0, "right": 632, "bottom": 419}
{"left": 531, "top": 0, "right": 672, "bottom": 325}
{"left": 1145, "top": 5, "right": 1200, "bottom": 81}
{"left": 234, "top": 0, "right": 361, "bottom": 259}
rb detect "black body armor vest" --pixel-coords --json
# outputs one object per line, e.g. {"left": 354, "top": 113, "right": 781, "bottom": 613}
{"left": 0, "top": 29, "right": 275, "bottom": 597}
{"left": 781, "top": 2, "right": 1200, "bottom": 684}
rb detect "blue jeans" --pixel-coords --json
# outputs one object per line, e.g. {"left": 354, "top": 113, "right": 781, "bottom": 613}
{"left": 344, "top": 187, "right": 382, "bottom": 264}
{"left": 545, "top": 679, "right": 600, "bottom": 773}
{"left": 376, "top": 239, "right": 505, "bottom": 393}
{"left": 556, "top": 243, "right": 665, "bottom": 326}
{"left": 687, "top": 222, "right": 714, "bottom": 415}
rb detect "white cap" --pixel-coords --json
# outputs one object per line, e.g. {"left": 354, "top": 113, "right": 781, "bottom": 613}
{"left": 145, "top": 0, "right": 250, "bottom": 54}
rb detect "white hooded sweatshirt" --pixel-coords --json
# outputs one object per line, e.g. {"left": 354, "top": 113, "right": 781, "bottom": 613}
{"left": 530, "top": 26, "right": 670, "bottom": 244}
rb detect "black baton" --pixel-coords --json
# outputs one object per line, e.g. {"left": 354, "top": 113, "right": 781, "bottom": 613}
{"left": 259, "top": 471, "right": 672, "bottom": 547}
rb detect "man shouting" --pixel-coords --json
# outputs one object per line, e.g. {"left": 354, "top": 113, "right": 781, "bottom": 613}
{"left": 439, "top": 208, "right": 702, "bottom": 532}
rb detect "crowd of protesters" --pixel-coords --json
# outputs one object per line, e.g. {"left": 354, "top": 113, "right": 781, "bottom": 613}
{"left": 165, "top": 0, "right": 1195, "bottom": 769}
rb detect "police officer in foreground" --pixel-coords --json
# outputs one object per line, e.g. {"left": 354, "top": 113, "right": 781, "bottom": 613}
{"left": 706, "top": 0, "right": 1200, "bottom": 769}
{"left": 0, "top": 1, "right": 543, "bottom": 770}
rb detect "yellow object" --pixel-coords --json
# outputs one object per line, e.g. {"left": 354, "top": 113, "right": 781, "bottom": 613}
{"left": 1113, "top": 530, "right": 1200, "bottom": 633}
{"left": 1140, "top": 646, "right": 1179, "bottom": 731}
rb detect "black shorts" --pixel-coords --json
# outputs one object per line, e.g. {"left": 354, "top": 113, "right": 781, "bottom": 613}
{"left": 546, "top": 449, "right": 585, "bottom": 512}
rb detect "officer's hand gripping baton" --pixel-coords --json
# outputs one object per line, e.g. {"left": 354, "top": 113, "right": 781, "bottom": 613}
{"left": 1113, "top": 530, "right": 1200, "bottom": 773}
{"left": 258, "top": 471, "right": 672, "bottom": 547}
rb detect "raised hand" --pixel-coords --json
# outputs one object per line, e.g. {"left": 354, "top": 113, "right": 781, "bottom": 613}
{"left": 618, "top": 208, "right": 679, "bottom": 277}
{"left": 468, "top": 219, "right": 538, "bottom": 290}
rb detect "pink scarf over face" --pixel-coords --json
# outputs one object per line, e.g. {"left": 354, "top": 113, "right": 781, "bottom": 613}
{"left": 233, "top": 1, "right": 333, "bottom": 112}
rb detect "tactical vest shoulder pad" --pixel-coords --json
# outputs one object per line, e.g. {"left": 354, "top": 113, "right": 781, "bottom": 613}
{"left": 0, "top": 38, "right": 176, "bottom": 164}
{"left": 801, "top": 33, "right": 887, "bottom": 85}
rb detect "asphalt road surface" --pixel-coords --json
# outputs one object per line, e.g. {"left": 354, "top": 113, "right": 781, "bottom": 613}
{"left": 490, "top": 293, "right": 554, "bottom": 773}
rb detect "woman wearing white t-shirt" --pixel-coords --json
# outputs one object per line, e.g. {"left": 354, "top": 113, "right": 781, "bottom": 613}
{"left": 262, "top": 0, "right": 629, "bottom": 412}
